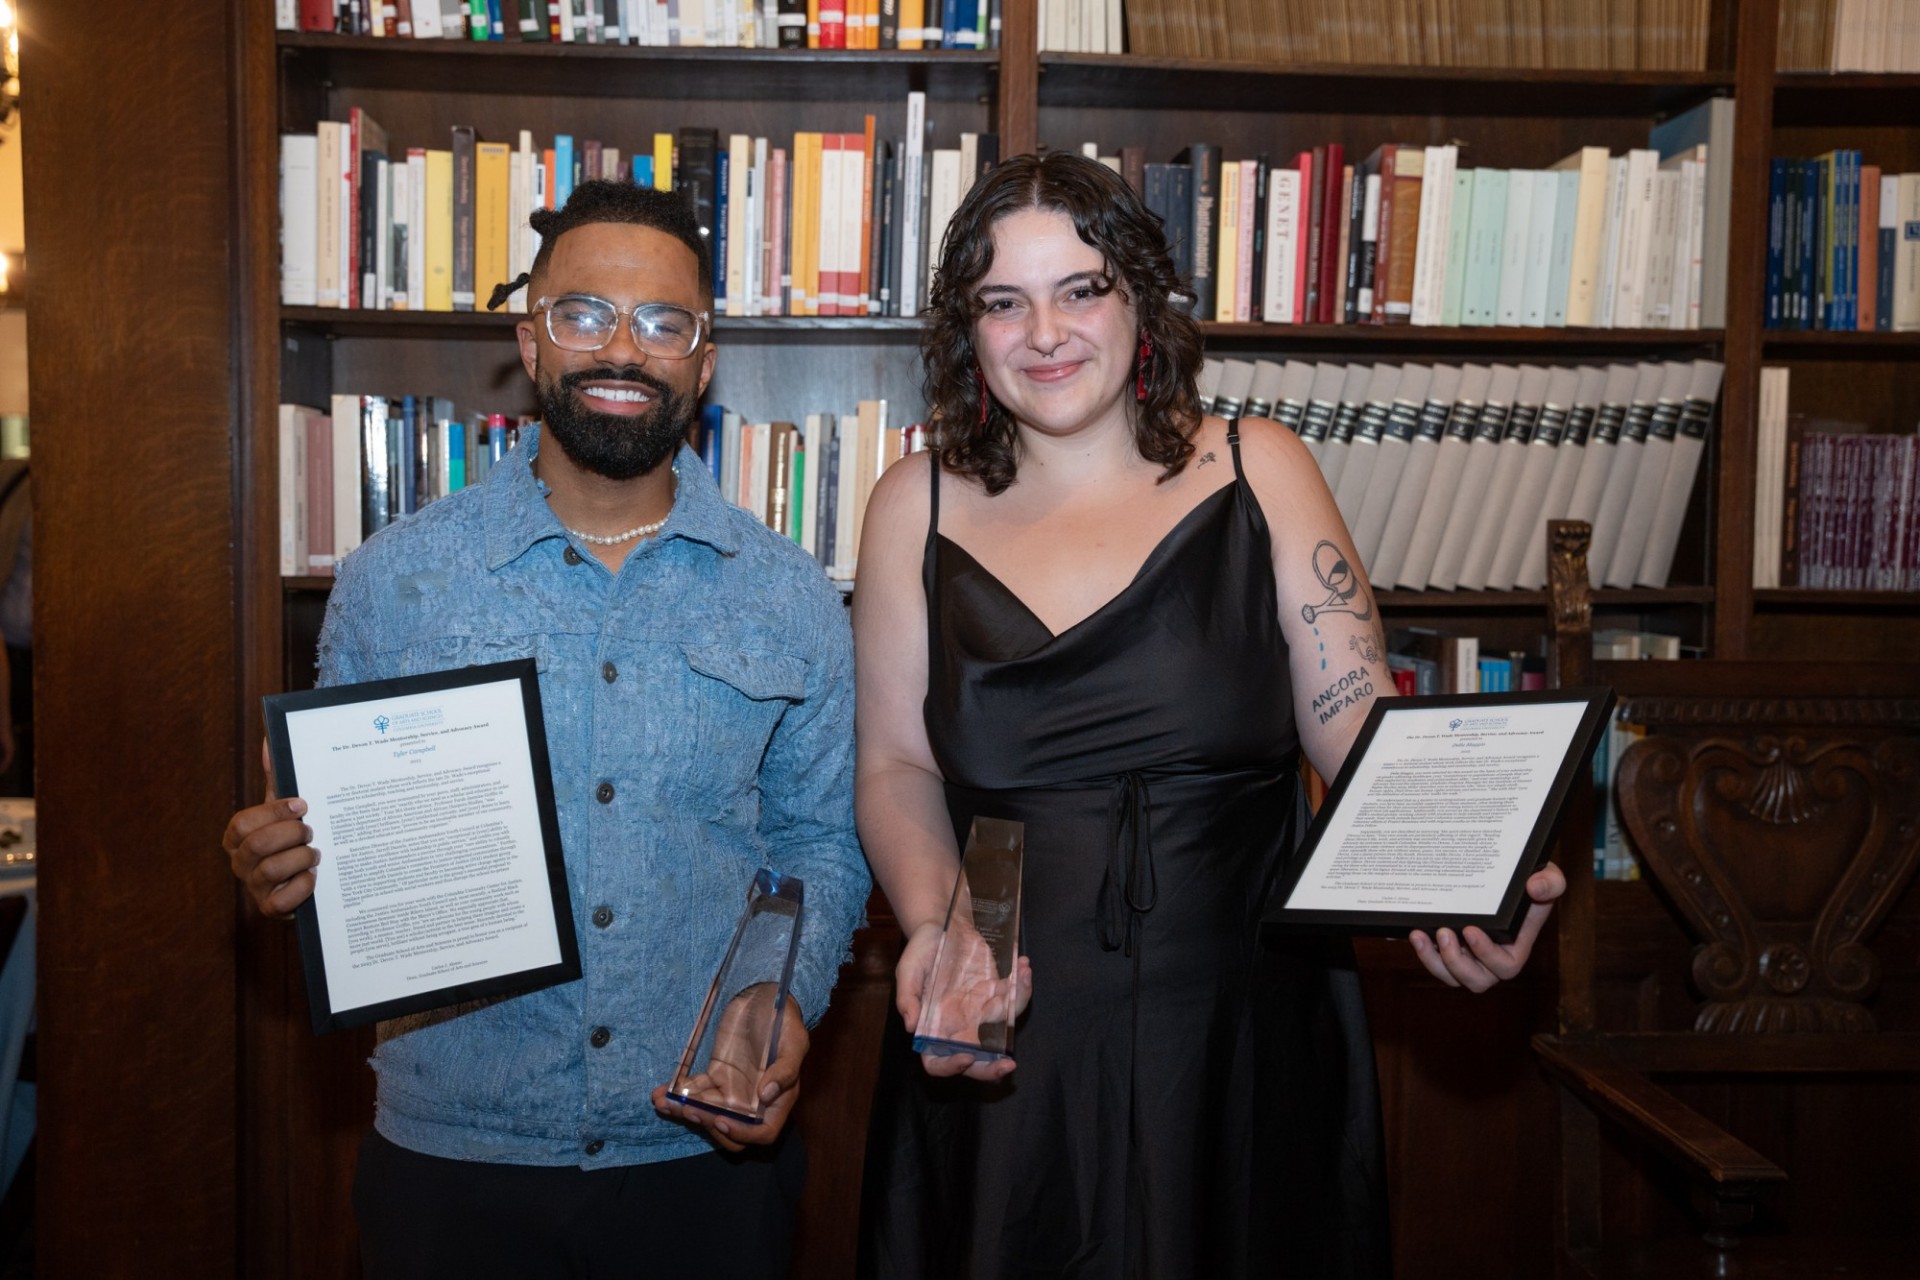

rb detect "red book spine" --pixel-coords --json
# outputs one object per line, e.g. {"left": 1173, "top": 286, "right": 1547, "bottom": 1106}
{"left": 1292, "top": 151, "right": 1311, "bottom": 325}
{"left": 300, "top": 0, "right": 337, "bottom": 30}
{"left": 1303, "top": 144, "right": 1327, "bottom": 325}
{"left": 1316, "top": 142, "right": 1345, "bottom": 322}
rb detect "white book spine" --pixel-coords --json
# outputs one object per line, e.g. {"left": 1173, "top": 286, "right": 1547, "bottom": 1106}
{"left": 1606, "top": 362, "right": 1691, "bottom": 585}
{"left": 330, "top": 394, "right": 363, "bottom": 561}
{"left": 280, "top": 135, "right": 319, "bottom": 307}
{"left": 1637, "top": 360, "right": 1725, "bottom": 587}
{"left": 1520, "top": 169, "right": 1558, "bottom": 327}
{"left": 901, "top": 92, "right": 927, "bottom": 318}
{"left": 278, "top": 406, "right": 307, "bottom": 576}
{"left": 1264, "top": 169, "right": 1302, "bottom": 323}
{"left": 1409, "top": 146, "right": 1446, "bottom": 325}
{"left": 1614, "top": 149, "right": 1659, "bottom": 328}
{"left": 407, "top": 151, "right": 428, "bottom": 312}
{"left": 1455, "top": 365, "right": 1533, "bottom": 589}
{"left": 1427, "top": 372, "right": 1507, "bottom": 590}
{"left": 1495, "top": 172, "right": 1534, "bottom": 327}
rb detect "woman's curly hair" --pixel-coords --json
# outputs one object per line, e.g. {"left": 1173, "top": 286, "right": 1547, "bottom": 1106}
{"left": 922, "top": 151, "right": 1205, "bottom": 495}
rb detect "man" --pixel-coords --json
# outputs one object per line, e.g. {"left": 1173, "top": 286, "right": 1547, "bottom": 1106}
{"left": 222, "top": 180, "right": 868, "bottom": 1277}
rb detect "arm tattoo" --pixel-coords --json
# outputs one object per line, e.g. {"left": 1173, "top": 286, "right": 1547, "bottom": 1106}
{"left": 1311, "top": 667, "right": 1376, "bottom": 725}
{"left": 1349, "top": 631, "right": 1382, "bottom": 666}
{"left": 1299, "top": 541, "right": 1374, "bottom": 624}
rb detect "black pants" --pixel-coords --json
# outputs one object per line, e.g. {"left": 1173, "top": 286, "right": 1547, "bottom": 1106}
{"left": 353, "top": 1129, "right": 805, "bottom": 1279}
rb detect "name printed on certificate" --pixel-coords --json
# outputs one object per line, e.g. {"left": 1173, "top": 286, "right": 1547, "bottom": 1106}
{"left": 1285, "top": 700, "right": 1594, "bottom": 917}
{"left": 278, "top": 668, "right": 570, "bottom": 1021}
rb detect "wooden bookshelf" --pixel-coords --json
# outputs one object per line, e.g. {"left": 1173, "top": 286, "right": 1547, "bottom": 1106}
{"left": 26, "top": 0, "right": 1920, "bottom": 1274}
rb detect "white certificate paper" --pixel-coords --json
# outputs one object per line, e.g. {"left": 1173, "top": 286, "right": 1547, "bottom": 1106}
{"left": 1268, "top": 690, "right": 1612, "bottom": 940}
{"left": 265, "top": 660, "right": 580, "bottom": 1033}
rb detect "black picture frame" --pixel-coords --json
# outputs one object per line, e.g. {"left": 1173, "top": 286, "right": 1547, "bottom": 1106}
{"left": 263, "top": 659, "right": 582, "bottom": 1035}
{"left": 1263, "top": 687, "right": 1615, "bottom": 943}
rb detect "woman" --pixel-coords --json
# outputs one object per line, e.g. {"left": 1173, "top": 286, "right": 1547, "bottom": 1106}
{"left": 853, "top": 152, "right": 1562, "bottom": 1278}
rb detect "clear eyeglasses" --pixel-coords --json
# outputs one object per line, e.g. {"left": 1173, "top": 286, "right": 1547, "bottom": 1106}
{"left": 533, "top": 294, "right": 709, "bottom": 359}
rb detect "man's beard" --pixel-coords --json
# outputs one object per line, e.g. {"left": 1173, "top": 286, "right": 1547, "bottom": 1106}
{"left": 536, "top": 363, "right": 699, "bottom": 481}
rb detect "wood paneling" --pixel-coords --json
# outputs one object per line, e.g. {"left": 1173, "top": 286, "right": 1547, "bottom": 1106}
{"left": 22, "top": 1, "right": 244, "bottom": 1273}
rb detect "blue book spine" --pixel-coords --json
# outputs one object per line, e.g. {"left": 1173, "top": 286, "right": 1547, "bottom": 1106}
{"left": 555, "top": 135, "right": 575, "bottom": 206}
{"left": 398, "top": 395, "right": 420, "bottom": 516}
{"left": 822, "top": 423, "right": 841, "bottom": 570}
{"left": 714, "top": 152, "right": 730, "bottom": 310}
{"left": 1848, "top": 150, "right": 1862, "bottom": 330}
{"left": 1878, "top": 214, "right": 1897, "bottom": 331}
{"left": 1167, "top": 165, "right": 1193, "bottom": 286}
{"left": 1799, "top": 160, "right": 1818, "bottom": 330}
{"left": 487, "top": 0, "right": 504, "bottom": 37}
{"left": 1766, "top": 159, "right": 1786, "bottom": 328}
{"left": 447, "top": 415, "right": 466, "bottom": 491}
{"left": 489, "top": 422, "right": 508, "bottom": 466}
{"left": 633, "top": 155, "right": 653, "bottom": 188}
{"left": 700, "top": 404, "right": 724, "bottom": 482}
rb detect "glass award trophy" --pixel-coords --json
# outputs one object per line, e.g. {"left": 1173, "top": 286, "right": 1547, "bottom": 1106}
{"left": 912, "top": 816, "right": 1025, "bottom": 1063}
{"left": 667, "top": 868, "right": 805, "bottom": 1125}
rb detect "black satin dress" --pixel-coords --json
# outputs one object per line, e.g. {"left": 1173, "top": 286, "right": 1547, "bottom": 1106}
{"left": 860, "top": 428, "right": 1391, "bottom": 1280}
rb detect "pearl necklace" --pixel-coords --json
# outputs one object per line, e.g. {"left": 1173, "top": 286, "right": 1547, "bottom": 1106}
{"left": 565, "top": 514, "right": 669, "bottom": 545}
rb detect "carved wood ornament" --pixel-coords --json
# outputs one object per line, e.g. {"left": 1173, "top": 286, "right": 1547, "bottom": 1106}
{"left": 1616, "top": 702, "right": 1920, "bottom": 1034}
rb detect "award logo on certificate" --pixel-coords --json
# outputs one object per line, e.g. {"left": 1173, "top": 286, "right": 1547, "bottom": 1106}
{"left": 913, "top": 816, "right": 1024, "bottom": 1063}
{"left": 263, "top": 660, "right": 581, "bottom": 1034}
{"left": 1265, "top": 689, "right": 1614, "bottom": 942}
{"left": 667, "top": 868, "right": 806, "bottom": 1125}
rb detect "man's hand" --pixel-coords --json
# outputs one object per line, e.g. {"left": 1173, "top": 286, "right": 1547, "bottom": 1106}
{"left": 1408, "top": 862, "right": 1567, "bottom": 993}
{"left": 653, "top": 994, "right": 808, "bottom": 1154}
{"left": 222, "top": 738, "right": 320, "bottom": 918}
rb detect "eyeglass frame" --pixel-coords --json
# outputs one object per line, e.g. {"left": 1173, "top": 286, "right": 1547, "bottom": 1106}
{"left": 530, "top": 293, "right": 711, "bottom": 359}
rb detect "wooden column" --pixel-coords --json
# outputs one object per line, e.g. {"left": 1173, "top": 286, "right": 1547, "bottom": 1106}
{"left": 1712, "top": 0, "right": 1780, "bottom": 658}
{"left": 22, "top": 0, "right": 247, "bottom": 1273}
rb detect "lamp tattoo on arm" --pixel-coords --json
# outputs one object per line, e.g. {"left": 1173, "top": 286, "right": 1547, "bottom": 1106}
{"left": 1300, "top": 541, "right": 1373, "bottom": 624}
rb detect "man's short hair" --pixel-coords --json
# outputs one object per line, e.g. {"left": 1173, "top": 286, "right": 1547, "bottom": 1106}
{"left": 528, "top": 180, "right": 713, "bottom": 306}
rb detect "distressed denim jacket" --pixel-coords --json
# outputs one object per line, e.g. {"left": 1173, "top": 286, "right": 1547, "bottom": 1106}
{"left": 318, "top": 428, "right": 868, "bottom": 1168}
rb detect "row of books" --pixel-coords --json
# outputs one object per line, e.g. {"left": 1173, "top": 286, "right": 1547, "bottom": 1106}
{"left": 1386, "top": 625, "right": 1684, "bottom": 693}
{"left": 1753, "top": 368, "right": 1920, "bottom": 591}
{"left": 1122, "top": 0, "right": 1712, "bottom": 69}
{"left": 1777, "top": 0, "right": 1920, "bottom": 71}
{"left": 279, "top": 96, "right": 983, "bottom": 319}
{"left": 1134, "top": 100, "right": 1732, "bottom": 332}
{"left": 276, "top": 0, "right": 998, "bottom": 48}
{"left": 1035, "top": 0, "right": 1121, "bottom": 51}
{"left": 699, "top": 403, "right": 926, "bottom": 578}
{"left": 1765, "top": 155, "right": 1920, "bottom": 332}
{"left": 1196, "top": 356, "right": 1725, "bottom": 592}
{"left": 276, "top": 393, "right": 921, "bottom": 579}
{"left": 277, "top": 397, "right": 529, "bottom": 574}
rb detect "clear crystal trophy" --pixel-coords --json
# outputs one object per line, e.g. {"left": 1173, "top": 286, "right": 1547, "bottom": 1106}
{"left": 912, "top": 816, "right": 1025, "bottom": 1062}
{"left": 667, "top": 868, "right": 805, "bottom": 1125}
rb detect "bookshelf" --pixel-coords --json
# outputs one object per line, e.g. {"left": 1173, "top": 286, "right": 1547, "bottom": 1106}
{"left": 25, "top": 0, "right": 1920, "bottom": 1274}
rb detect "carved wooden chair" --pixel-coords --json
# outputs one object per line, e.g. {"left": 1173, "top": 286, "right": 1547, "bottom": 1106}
{"left": 1534, "top": 521, "right": 1920, "bottom": 1277}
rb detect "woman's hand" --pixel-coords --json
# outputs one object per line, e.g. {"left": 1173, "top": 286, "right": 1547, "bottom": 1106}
{"left": 1408, "top": 862, "right": 1566, "bottom": 993}
{"left": 895, "top": 920, "right": 1032, "bottom": 1082}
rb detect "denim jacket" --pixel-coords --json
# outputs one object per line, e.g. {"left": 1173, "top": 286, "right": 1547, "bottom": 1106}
{"left": 318, "top": 429, "right": 868, "bottom": 1168}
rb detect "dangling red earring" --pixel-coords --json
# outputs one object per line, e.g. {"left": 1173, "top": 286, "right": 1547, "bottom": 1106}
{"left": 976, "top": 361, "right": 990, "bottom": 426}
{"left": 1136, "top": 332, "right": 1153, "bottom": 403}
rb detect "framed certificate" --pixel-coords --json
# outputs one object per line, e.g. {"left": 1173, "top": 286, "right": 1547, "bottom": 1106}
{"left": 1264, "top": 688, "right": 1614, "bottom": 942}
{"left": 264, "top": 659, "right": 582, "bottom": 1034}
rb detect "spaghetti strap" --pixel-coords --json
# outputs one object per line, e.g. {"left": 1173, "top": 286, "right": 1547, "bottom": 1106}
{"left": 1227, "top": 417, "right": 1244, "bottom": 479}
